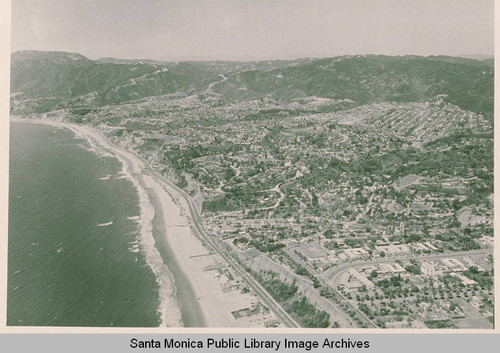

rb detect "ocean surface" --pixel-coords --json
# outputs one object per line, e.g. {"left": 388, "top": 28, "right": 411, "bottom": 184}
{"left": 8, "top": 121, "right": 161, "bottom": 327}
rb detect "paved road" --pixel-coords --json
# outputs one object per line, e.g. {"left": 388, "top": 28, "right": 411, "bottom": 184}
{"left": 283, "top": 247, "right": 377, "bottom": 328}
{"left": 104, "top": 133, "right": 300, "bottom": 328}
{"left": 283, "top": 246, "right": 489, "bottom": 328}
{"left": 255, "top": 170, "right": 301, "bottom": 211}
{"left": 95, "top": 128, "right": 490, "bottom": 329}
{"left": 321, "top": 249, "right": 489, "bottom": 281}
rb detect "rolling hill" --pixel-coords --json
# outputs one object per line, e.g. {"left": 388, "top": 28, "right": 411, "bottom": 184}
{"left": 11, "top": 51, "right": 493, "bottom": 116}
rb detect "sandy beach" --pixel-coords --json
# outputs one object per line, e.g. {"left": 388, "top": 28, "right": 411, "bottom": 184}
{"left": 11, "top": 118, "right": 268, "bottom": 327}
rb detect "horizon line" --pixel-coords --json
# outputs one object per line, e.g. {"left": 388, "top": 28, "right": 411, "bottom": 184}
{"left": 10, "top": 49, "right": 494, "bottom": 63}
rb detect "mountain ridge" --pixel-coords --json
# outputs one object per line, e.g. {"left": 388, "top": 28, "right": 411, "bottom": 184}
{"left": 10, "top": 50, "right": 493, "bottom": 116}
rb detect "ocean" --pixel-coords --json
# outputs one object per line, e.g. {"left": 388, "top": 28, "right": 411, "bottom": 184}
{"left": 8, "top": 121, "right": 161, "bottom": 327}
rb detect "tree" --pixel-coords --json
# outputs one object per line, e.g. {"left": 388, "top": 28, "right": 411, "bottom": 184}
{"left": 469, "top": 266, "right": 479, "bottom": 274}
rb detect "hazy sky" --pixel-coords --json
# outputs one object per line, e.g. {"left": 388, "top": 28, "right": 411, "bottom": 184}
{"left": 11, "top": 0, "right": 494, "bottom": 60}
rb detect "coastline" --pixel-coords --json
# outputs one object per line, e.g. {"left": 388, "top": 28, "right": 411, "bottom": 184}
{"left": 10, "top": 118, "right": 207, "bottom": 327}
{"left": 11, "top": 117, "right": 288, "bottom": 328}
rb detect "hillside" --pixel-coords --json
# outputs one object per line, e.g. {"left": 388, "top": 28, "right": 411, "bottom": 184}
{"left": 11, "top": 51, "right": 218, "bottom": 111}
{"left": 9, "top": 50, "right": 494, "bottom": 329}
{"left": 11, "top": 51, "right": 493, "bottom": 116}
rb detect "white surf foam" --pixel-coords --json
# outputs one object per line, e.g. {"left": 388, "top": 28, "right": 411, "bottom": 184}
{"left": 131, "top": 176, "right": 183, "bottom": 327}
{"left": 97, "top": 221, "right": 113, "bottom": 227}
{"left": 24, "top": 120, "right": 183, "bottom": 327}
{"left": 102, "top": 132, "right": 182, "bottom": 327}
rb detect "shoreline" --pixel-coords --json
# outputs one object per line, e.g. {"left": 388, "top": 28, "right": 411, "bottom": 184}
{"left": 138, "top": 173, "right": 205, "bottom": 327}
{"left": 12, "top": 117, "right": 289, "bottom": 328}
{"left": 11, "top": 118, "right": 208, "bottom": 327}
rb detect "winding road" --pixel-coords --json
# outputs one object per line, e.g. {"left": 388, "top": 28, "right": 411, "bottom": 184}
{"left": 205, "top": 74, "right": 228, "bottom": 96}
{"left": 285, "top": 244, "right": 488, "bottom": 328}
{"left": 255, "top": 170, "right": 302, "bottom": 211}
{"left": 98, "top": 130, "right": 300, "bottom": 328}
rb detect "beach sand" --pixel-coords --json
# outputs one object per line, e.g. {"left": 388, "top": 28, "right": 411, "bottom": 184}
{"left": 13, "top": 118, "right": 267, "bottom": 327}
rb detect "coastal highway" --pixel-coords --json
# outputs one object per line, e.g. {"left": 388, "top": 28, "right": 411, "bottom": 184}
{"left": 283, "top": 247, "right": 377, "bottom": 328}
{"left": 156, "top": 175, "right": 301, "bottom": 328}
{"left": 285, "top": 245, "right": 489, "bottom": 328}
{"left": 102, "top": 132, "right": 301, "bottom": 328}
